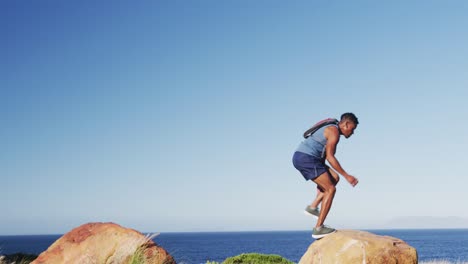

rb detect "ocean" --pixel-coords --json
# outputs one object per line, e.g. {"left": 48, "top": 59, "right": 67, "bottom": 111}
{"left": 1, "top": 229, "right": 467, "bottom": 263}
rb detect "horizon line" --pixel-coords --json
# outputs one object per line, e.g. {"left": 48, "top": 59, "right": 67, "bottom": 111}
{"left": 2, "top": 227, "right": 468, "bottom": 236}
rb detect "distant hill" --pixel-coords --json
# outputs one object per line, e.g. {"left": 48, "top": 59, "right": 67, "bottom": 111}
{"left": 384, "top": 216, "right": 468, "bottom": 229}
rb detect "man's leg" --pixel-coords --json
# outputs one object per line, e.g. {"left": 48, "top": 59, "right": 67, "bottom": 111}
{"left": 310, "top": 189, "right": 324, "bottom": 208}
{"left": 312, "top": 171, "right": 336, "bottom": 228}
{"left": 304, "top": 188, "right": 323, "bottom": 217}
{"left": 326, "top": 166, "right": 339, "bottom": 185}
{"left": 308, "top": 167, "right": 338, "bottom": 212}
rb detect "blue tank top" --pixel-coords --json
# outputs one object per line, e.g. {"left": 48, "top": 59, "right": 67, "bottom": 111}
{"left": 295, "top": 124, "right": 337, "bottom": 159}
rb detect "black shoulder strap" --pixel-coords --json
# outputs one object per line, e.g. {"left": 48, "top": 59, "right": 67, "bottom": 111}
{"left": 303, "top": 118, "right": 339, "bottom": 138}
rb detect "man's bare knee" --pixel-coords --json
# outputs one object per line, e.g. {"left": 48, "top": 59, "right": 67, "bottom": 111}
{"left": 325, "top": 185, "right": 336, "bottom": 194}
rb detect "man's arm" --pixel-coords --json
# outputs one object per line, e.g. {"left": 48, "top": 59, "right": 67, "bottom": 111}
{"left": 324, "top": 126, "right": 359, "bottom": 187}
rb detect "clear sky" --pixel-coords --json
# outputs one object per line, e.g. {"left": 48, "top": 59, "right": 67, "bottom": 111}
{"left": 2, "top": 0, "right": 468, "bottom": 235}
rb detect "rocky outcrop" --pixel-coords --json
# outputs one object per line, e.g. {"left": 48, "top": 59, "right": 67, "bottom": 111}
{"left": 299, "top": 229, "right": 417, "bottom": 264}
{"left": 31, "top": 222, "right": 175, "bottom": 264}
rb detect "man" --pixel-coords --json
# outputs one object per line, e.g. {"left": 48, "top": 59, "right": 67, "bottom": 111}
{"left": 292, "top": 113, "right": 359, "bottom": 239}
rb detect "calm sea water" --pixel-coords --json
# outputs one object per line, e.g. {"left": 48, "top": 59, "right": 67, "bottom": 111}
{"left": 1, "top": 229, "right": 467, "bottom": 263}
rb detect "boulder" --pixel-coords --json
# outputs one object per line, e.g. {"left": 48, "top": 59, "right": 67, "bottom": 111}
{"left": 299, "top": 229, "right": 417, "bottom": 264}
{"left": 31, "top": 222, "right": 175, "bottom": 264}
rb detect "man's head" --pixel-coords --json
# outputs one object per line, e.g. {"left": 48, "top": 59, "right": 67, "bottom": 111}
{"left": 339, "top": 112, "right": 359, "bottom": 138}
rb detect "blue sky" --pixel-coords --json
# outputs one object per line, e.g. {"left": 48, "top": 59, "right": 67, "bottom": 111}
{"left": 2, "top": 0, "right": 468, "bottom": 235}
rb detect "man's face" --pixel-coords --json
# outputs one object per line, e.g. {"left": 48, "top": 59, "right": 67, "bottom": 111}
{"left": 342, "top": 121, "right": 357, "bottom": 138}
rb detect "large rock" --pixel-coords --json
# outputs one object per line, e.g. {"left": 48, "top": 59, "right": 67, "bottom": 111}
{"left": 31, "top": 222, "right": 175, "bottom": 264}
{"left": 299, "top": 229, "right": 417, "bottom": 264}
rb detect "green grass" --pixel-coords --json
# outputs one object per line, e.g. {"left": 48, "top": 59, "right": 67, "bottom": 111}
{"left": 128, "top": 233, "right": 160, "bottom": 264}
{"left": 129, "top": 246, "right": 146, "bottom": 264}
{"left": 207, "top": 253, "right": 294, "bottom": 264}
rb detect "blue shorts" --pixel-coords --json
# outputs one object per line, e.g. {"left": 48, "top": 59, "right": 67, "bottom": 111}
{"left": 292, "top": 151, "right": 327, "bottom": 181}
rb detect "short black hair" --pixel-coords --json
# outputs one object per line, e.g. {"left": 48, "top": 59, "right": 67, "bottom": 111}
{"left": 340, "top": 112, "right": 359, "bottom": 125}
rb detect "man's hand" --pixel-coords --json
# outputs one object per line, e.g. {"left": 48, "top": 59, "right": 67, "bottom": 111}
{"left": 346, "top": 175, "right": 359, "bottom": 187}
